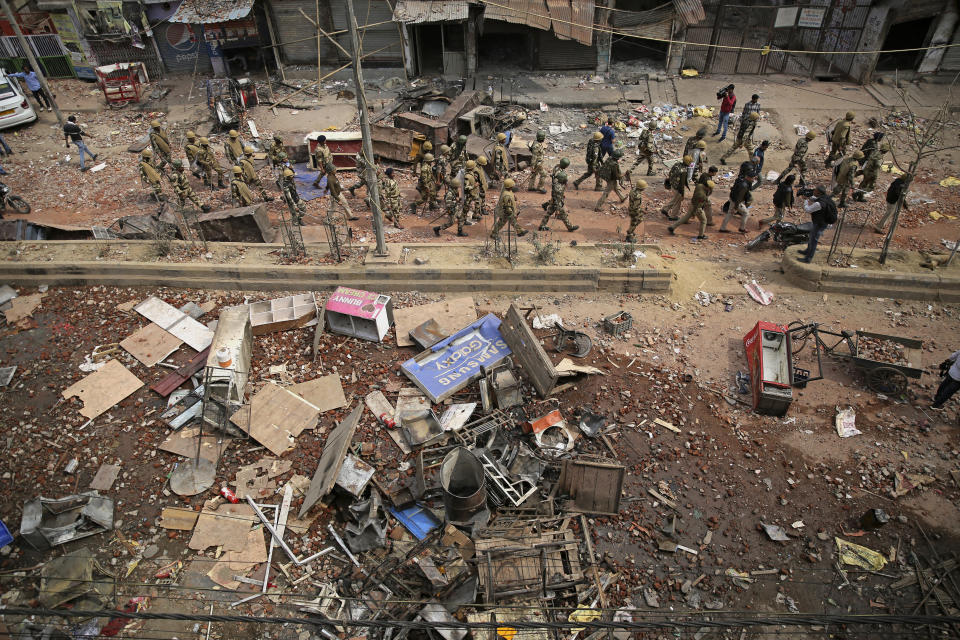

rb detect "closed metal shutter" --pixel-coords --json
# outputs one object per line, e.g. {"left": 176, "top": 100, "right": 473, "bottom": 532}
{"left": 941, "top": 26, "right": 960, "bottom": 70}
{"left": 329, "top": 0, "right": 403, "bottom": 64}
{"left": 88, "top": 38, "right": 164, "bottom": 78}
{"left": 537, "top": 31, "right": 596, "bottom": 70}
{"left": 154, "top": 23, "right": 212, "bottom": 74}
{"left": 269, "top": 0, "right": 326, "bottom": 64}
{"left": 890, "top": 0, "right": 942, "bottom": 23}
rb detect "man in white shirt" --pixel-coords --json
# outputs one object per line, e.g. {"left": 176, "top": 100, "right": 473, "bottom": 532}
{"left": 932, "top": 350, "right": 960, "bottom": 409}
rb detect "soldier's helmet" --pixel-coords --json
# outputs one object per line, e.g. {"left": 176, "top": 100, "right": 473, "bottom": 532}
{"left": 423, "top": 141, "right": 433, "bottom": 151}
{"left": 466, "top": 160, "right": 476, "bottom": 170}
{"left": 536, "top": 131, "right": 546, "bottom": 141}
{"left": 232, "top": 166, "right": 243, "bottom": 175}
{"left": 424, "top": 153, "right": 434, "bottom": 162}
{"left": 141, "top": 149, "right": 153, "bottom": 158}
{"left": 150, "top": 119, "right": 161, "bottom": 128}
{"left": 696, "top": 141, "right": 706, "bottom": 149}
{"left": 612, "top": 149, "right": 623, "bottom": 159}
{"left": 172, "top": 159, "right": 183, "bottom": 169}
{"left": 805, "top": 131, "right": 816, "bottom": 140}
{"left": 845, "top": 111, "right": 856, "bottom": 121}
{"left": 504, "top": 178, "right": 516, "bottom": 190}
{"left": 440, "top": 144, "right": 450, "bottom": 153}
{"left": 853, "top": 151, "right": 864, "bottom": 160}
{"left": 199, "top": 137, "right": 210, "bottom": 146}
{"left": 635, "top": 179, "right": 647, "bottom": 189}
{"left": 880, "top": 143, "right": 890, "bottom": 152}
{"left": 593, "top": 132, "right": 603, "bottom": 140}
{"left": 477, "top": 156, "right": 487, "bottom": 166}
{"left": 449, "top": 177, "right": 461, "bottom": 187}
{"left": 229, "top": 130, "right": 239, "bottom": 138}
{"left": 559, "top": 158, "right": 570, "bottom": 168}
{"left": 186, "top": 130, "right": 197, "bottom": 140}
{"left": 243, "top": 146, "right": 254, "bottom": 155}
{"left": 458, "top": 135, "right": 467, "bottom": 144}
{"left": 696, "top": 127, "right": 707, "bottom": 137}
{"left": 497, "top": 133, "right": 506, "bottom": 142}
{"left": 682, "top": 155, "right": 693, "bottom": 164}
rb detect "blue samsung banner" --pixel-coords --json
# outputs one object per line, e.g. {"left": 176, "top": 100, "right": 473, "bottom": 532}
{"left": 401, "top": 314, "right": 511, "bottom": 403}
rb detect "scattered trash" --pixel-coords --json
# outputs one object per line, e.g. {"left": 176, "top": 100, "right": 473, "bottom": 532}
{"left": 836, "top": 537, "right": 887, "bottom": 570}
{"left": 761, "top": 522, "right": 791, "bottom": 542}
{"left": 835, "top": 406, "right": 861, "bottom": 438}
{"left": 744, "top": 280, "right": 774, "bottom": 305}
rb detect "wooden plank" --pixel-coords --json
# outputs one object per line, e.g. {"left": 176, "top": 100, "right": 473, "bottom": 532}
{"left": 559, "top": 458, "right": 625, "bottom": 515}
{"left": 159, "top": 507, "right": 200, "bottom": 530}
{"left": 189, "top": 504, "right": 257, "bottom": 552}
{"left": 89, "top": 463, "right": 121, "bottom": 491}
{"left": 498, "top": 304, "right": 558, "bottom": 398}
{"left": 299, "top": 403, "right": 362, "bottom": 517}
{"left": 158, "top": 426, "right": 226, "bottom": 462}
{"left": 151, "top": 347, "right": 210, "bottom": 396}
{"left": 62, "top": 359, "right": 143, "bottom": 420}
{"left": 120, "top": 322, "right": 183, "bottom": 367}
{"left": 135, "top": 296, "right": 214, "bottom": 352}
{"left": 289, "top": 374, "right": 346, "bottom": 414}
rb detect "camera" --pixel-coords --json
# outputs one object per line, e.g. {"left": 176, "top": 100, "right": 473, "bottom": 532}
{"left": 716, "top": 84, "right": 734, "bottom": 100}
{"left": 797, "top": 187, "right": 815, "bottom": 197}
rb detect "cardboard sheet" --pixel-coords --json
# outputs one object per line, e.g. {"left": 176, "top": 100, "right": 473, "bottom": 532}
{"left": 61, "top": 359, "right": 144, "bottom": 419}
{"left": 135, "top": 296, "right": 214, "bottom": 352}
{"left": 393, "top": 297, "right": 477, "bottom": 347}
{"left": 158, "top": 507, "right": 200, "bottom": 530}
{"left": 206, "top": 528, "right": 267, "bottom": 589}
{"left": 120, "top": 323, "right": 183, "bottom": 367}
{"left": 158, "top": 427, "right": 227, "bottom": 463}
{"left": 189, "top": 504, "right": 257, "bottom": 552}
{"left": 88, "top": 464, "right": 121, "bottom": 491}
{"left": 4, "top": 293, "right": 43, "bottom": 324}
{"left": 231, "top": 382, "right": 320, "bottom": 456}
{"left": 289, "top": 374, "right": 347, "bottom": 414}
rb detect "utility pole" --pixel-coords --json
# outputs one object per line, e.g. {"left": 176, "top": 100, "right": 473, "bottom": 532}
{"left": 0, "top": 0, "right": 63, "bottom": 126}
{"left": 345, "top": 0, "right": 386, "bottom": 256}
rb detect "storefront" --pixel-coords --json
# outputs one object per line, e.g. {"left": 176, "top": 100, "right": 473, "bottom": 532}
{"left": 168, "top": 0, "right": 267, "bottom": 77}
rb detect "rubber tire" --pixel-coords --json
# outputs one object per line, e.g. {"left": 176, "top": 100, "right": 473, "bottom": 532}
{"left": 788, "top": 321, "right": 814, "bottom": 355}
{"left": 745, "top": 229, "right": 770, "bottom": 251}
{"left": 6, "top": 195, "right": 30, "bottom": 215}
{"left": 867, "top": 366, "right": 908, "bottom": 395}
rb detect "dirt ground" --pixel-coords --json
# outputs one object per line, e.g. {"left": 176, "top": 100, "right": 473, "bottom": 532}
{"left": 0, "top": 280, "right": 958, "bottom": 638}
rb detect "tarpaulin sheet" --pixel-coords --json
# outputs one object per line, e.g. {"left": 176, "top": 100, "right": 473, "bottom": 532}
{"left": 292, "top": 162, "right": 327, "bottom": 202}
{"left": 401, "top": 313, "right": 511, "bottom": 402}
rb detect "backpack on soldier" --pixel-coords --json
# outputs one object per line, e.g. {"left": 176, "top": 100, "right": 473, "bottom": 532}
{"left": 598, "top": 160, "right": 612, "bottom": 181}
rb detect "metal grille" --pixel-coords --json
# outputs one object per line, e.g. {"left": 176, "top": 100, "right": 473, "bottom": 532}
{"left": 88, "top": 38, "right": 164, "bottom": 78}
{"left": 536, "top": 30, "right": 597, "bottom": 70}
{"left": 0, "top": 34, "right": 75, "bottom": 78}
{"left": 269, "top": 0, "right": 324, "bottom": 64}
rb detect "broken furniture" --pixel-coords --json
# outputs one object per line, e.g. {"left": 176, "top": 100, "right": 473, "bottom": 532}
{"left": 96, "top": 62, "right": 146, "bottom": 106}
{"left": 20, "top": 493, "right": 114, "bottom": 550}
{"left": 195, "top": 204, "right": 273, "bottom": 243}
{"left": 743, "top": 321, "right": 793, "bottom": 416}
{"left": 557, "top": 456, "right": 625, "bottom": 515}
{"left": 485, "top": 360, "right": 522, "bottom": 409}
{"left": 457, "top": 105, "right": 496, "bottom": 139}
{"left": 300, "top": 403, "right": 363, "bottom": 517}
{"left": 498, "top": 304, "right": 559, "bottom": 397}
{"left": 203, "top": 305, "right": 251, "bottom": 433}
{"left": 402, "top": 313, "right": 511, "bottom": 403}
{"left": 474, "top": 528, "right": 584, "bottom": 603}
{"left": 400, "top": 407, "right": 444, "bottom": 448}
{"left": 249, "top": 294, "right": 318, "bottom": 335}
{"left": 61, "top": 359, "right": 143, "bottom": 420}
{"left": 553, "top": 322, "right": 593, "bottom": 358}
{"left": 324, "top": 287, "right": 394, "bottom": 342}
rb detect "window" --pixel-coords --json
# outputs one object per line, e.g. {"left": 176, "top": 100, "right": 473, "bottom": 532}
{"left": 0, "top": 82, "right": 17, "bottom": 100}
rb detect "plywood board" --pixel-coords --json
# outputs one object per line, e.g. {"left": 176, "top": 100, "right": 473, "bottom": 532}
{"left": 558, "top": 457, "right": 625, "bottom": 515}
{"left": 89, "top": 464, "right": 121, "bottom": 491}
{"left": 61, "top": 359, "right": 143, "bottom": 419}
{"left": 189, "top": 504, "right": 257, "bottom": 552}
{"left": 234, "top": 457, "right": 293, "bottom": 499}
{"left": 206, "top": 528, "right": 267, "bottom": 589}
{"left": 4, "top": 293, "right": 43, "bottom": 323}
{"left": 289, "top": 374, "right": 346, "bottom": 414}
{"left": 364, "top": 390, "right": 394, "bottom": 421}
{"left": 499, "top": 304, "right": 558, "bottom": 398}
{"left": 231, "top": 382, "right": 319, "bottom": 456}
{"left": 158, "top": 427, "right": 226, "bottom": 463}
{"left": 135, "top": 296, "right": 214, "bottom": 352}
{"left": 393, "top": 297, "right": 477, "bottom": 347}
{"left": 159, "top": 507, "right": 200, "bottom": 530}
{"left": 116, "top": 299, "right": 139, "bottom": 312}
{"left": 120, "top": 323, "right": 183, "bottom": 367}
{"left": 300, "top": 403, "right": 362, "bottom": 517}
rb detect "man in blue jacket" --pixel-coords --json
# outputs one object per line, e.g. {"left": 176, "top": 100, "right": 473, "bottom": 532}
{"left": 8, "top": 65, "right": 51, "bottom": 111}
{"left": 597, "top": 117, "right": 616, "bottom": 163}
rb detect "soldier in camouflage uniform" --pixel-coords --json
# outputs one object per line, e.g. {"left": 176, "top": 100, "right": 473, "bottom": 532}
{"left": 490, "top": 178, "right": 527, "bottom": 238}
{"left": 231, "top": 166, "right": 255, "bottom": 206}
{"left": 683, "top": 127, "right": 707, "bottom": 158}
{"left": 538, "top": 158, "right": 578, "bottom": 232}
{"left": 149, "top": 119, "right": 171, "bottom": 173}
{"left": 472, "top": 156, "right": 490, "bottom": 217}
{"left": 573, "top": 131, "right": 603, "bottom": 191}
{"left": 324, "top": 161, "right": 355, "bottom": 220}
{"left": 631, "top": 127, "right": 656, "bottom": 177}
{"left": 625, "top": 179, "right": 647, "bottom": 242}
{"left": 268, "top": 134, "right": 286, "bottom": 169}
{"left": 139, "top": 149, "right": 165, "bottom": 201}
{"left": 411, "top": 153, "right": 438, "bottom": 215}
{"left": 594, "top": 150, "right": 627, "bottom": 211}
{"left": 826, "top": 112, "right": 855, "bottom": 168}
{"left": 435, "top": 145, "right": 451, "bottom": 180}
{"left": 348, "top": 151, "right": 371, "bottom": 198}
{"left": 527, "top": 130, "right": 549, "bottom": 193}
{"left": 777, "top": 131, "right": 816, "bottom": 183}
{"left": 170, "top": 160, "right": 211, "bottom": 212}
{"left": 668, "top": 179, "right": 714, "bottom": 239}
{"left": 434, "top": 177, "right": 466, "bottom": 237}
{"left": 463, "top": 161, "right": 482, "bottom": 223}
{"left": 832, "top": 151, "right": 862, "bottom": 208}
{"left": 698, "top": 165, "right": 719, "bottom": 226}
{"left": 661, "top": 155, "right": 691, "bottom": 220}
{"left": 448, "top": 135, "right": 468, "bottom": 179}
{"left": 197, "top": 137, "right": 225, "bottom": 188}
{"left": 224, "top": 130, "right": 244, "bottom": 166}
{"left": 379, "top": 167, "right": 403, "bottom": 228}
{"left": 492, "top": 132, "right": 510, "bottom": 184}
{"left": 720, "top": 111, "right": 760, "bottom": 164}
{"left": 311, "top": 136, "right": 334, "bottom": 189}
{"left": 240, "top": 146, "right": 274, "bottom": 201}
{"left": 689, "top": 140, "right": 708, "bottom": 183}
{"left": 184, "top": 130, "right": 202, "bottom": 178}
{"left": 854, "top": 142, "right": 887, "bottom": 201}
{"left": 279, "top": 167, "right": 307, "bottom": 225}
{"left": 413, "top": 140, "right": 433, "bottom": 176}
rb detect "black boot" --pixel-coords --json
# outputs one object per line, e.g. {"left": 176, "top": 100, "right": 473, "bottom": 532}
{"left": 433, "top": 225, "right": 441, "bottom": 236}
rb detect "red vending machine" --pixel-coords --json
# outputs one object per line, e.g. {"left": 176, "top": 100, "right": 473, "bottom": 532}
{"left": 743, "top": 321, "right": 794, "bottom": 416}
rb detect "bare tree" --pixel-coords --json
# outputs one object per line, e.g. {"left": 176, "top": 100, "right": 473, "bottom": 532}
{"left": 880, "top": 74, "right": 960, "bottom": 264}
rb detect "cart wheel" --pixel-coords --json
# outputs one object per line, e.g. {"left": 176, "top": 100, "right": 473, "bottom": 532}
{"left": 788, "top": 321, "right": 813, "bottom": 355}
{"left": 867, "top": 366, "right": 908, "bottom": 395}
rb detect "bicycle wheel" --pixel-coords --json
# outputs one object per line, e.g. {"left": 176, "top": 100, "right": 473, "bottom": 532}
{"left": 788, "top": 321, "right": 814, "bottom": 355}
{"left": 867, "top": 366, "right": 908, "bottom": 395}
{"left": 6, "top": 195, "right": 30, "bottom": 215}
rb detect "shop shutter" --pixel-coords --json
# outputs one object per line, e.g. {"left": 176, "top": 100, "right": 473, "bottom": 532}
{"left": 268, "top": 0, "right": 323, "bottom": 64}
{"left": 328, "top": 0, "right": 402, "bottom": 64}
{"left": 537, "top": 31, "right": 596, "bottom": 70}
{"left": 154, "top": 23, "right": 212, "bottom": 74}
{"left": 941, "top": 26, "right": 960, "bottom": 71}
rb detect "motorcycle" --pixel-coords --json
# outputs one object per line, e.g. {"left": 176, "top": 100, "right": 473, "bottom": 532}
{"left": 745, "top": 220, "right": 812, "bottom": 251}
{"left": 0, "top": 181, "right": 30, "bottom": 215}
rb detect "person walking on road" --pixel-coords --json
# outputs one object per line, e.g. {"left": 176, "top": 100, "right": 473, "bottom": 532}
{"left": 796, "top": 185, "right": 837, "bottom": 263}
{"left": 63, "top": 115, "right": 97, "bottom": 172}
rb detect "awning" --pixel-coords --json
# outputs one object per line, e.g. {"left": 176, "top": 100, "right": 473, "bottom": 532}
{"left": 169, "top": 0, "right": 255, "bottom": 24}
{"left": 394, "top": 0, "right": 469, "bottom": 24}
{"left": 612, "top": 3, "right": 675, "bottom": 41}
{"left": 482, "top": 0, "right": 594, "bottom": 46}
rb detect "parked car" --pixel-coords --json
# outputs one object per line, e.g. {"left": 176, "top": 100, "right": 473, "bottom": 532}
{"left": 0, "top": 70, "right": 37, "bottom": 129}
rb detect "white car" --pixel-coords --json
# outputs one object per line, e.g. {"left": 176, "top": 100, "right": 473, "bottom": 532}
{"left": 0, "top": 71, "right": 37, "bottom": 129}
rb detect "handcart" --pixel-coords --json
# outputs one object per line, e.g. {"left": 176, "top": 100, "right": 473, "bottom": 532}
{"left": 786, "top": 322, "right": 924, "bottom": 395}
{"left": 96, "top": 62, "right": 148, "bottom": 106}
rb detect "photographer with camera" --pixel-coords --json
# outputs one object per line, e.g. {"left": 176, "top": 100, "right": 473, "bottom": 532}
{"left": 797, "top": 185, "right": 837, "bottom": 264}
{"left": 713, "top": 84, "right": 737, "bottom": 141}
{"left": 932, "top": 350, "right": 960, "bottom": 409}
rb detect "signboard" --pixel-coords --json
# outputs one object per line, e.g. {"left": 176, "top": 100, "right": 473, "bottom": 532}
{"left": 775, "top": 7, "right": 798, "bottom": 28}
{"left": 797, "top": 8, "right": 826, "bottom": 29}
{"left": 324, "top": 287, "right": 393, "bottom": 342}
{"left": 50, "top": 12, "right": 94, "bottom": 80}
{"left": 401, "top": 314, "right": 512, "bottom": 403}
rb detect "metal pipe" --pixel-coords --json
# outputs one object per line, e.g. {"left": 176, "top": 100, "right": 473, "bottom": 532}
{"left": 246, "top": 496, "right": 331, "bottom": 566}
